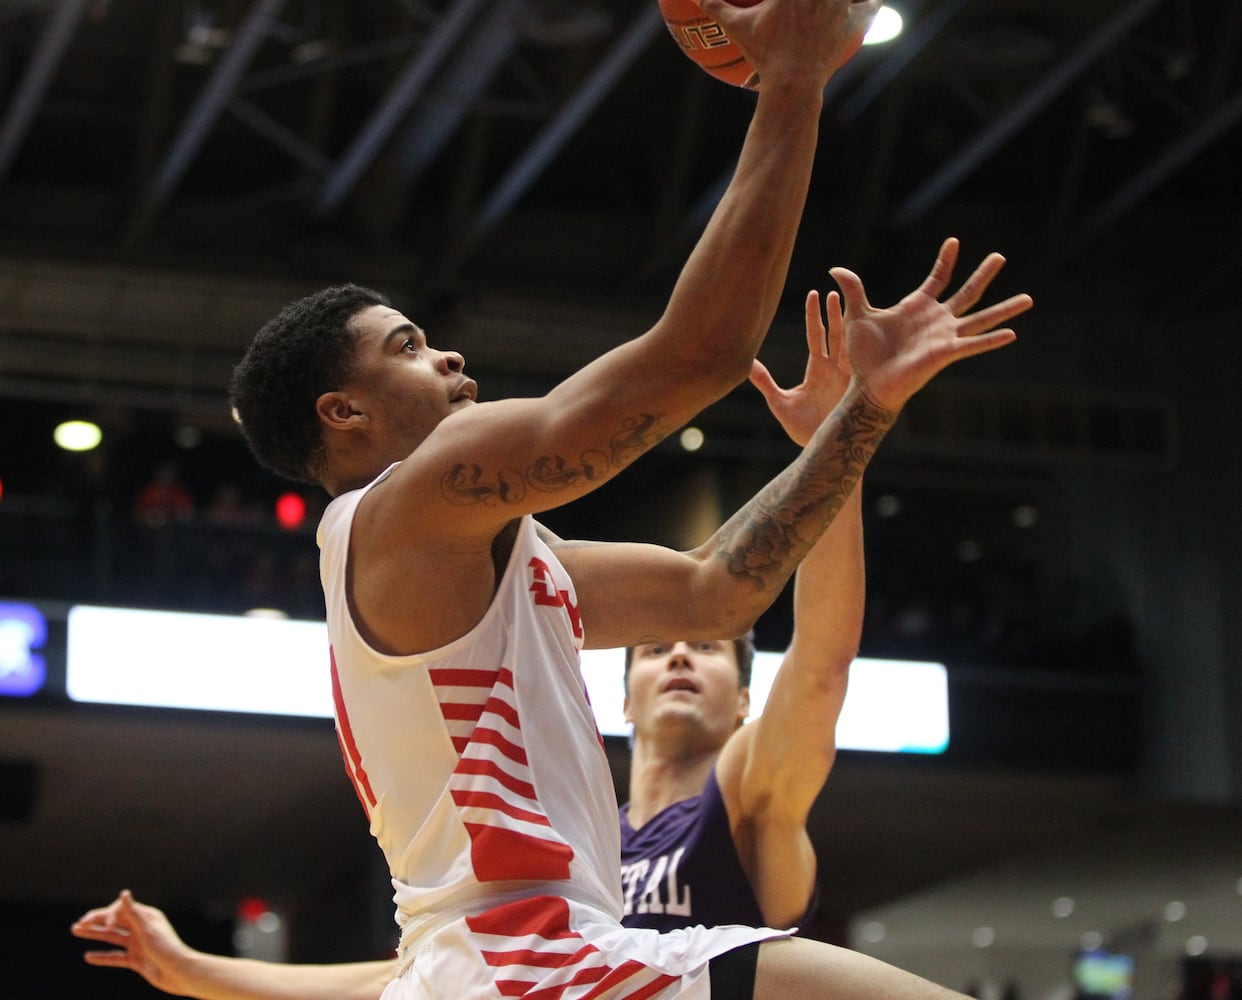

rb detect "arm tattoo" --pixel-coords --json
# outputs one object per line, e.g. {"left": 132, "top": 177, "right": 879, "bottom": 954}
{"left": 441, "top": 463, "right": 528, "bottom": 506}
{"left": 439, "top": 413, "right": 668, "bottom": 505}
{"left": 714, "top": 391, "right": 894, "bottom": 591}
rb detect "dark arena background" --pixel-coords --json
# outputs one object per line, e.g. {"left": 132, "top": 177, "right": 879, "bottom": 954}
{"left": 2, "top": 1, "right": 1241, "bottom": 997}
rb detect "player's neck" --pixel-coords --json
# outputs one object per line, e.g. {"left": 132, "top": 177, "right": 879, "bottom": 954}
{"left": 626, "top": 739, "right": 720, "bottom": 830}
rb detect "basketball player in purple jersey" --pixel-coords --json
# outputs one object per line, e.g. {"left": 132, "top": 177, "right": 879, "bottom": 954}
{"left": 618, "top": 284, "right": 861, "bottom": 935}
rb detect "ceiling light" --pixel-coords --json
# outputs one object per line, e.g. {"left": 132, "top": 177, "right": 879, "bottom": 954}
{"left": 679, "top": 427, "right": 704, "bottom": 452}
{"left": 175, "top": 424, "right": 202, "bottom": 449}
{"left": 1185, "top": 936, "right": 1208, "bottom": 957}
{"left": 1164, "top": 901, "right": 1187, "bottom": 922}
{"left": 875, "top": 494, "right": 901, "bottom": 517}
{"left": 1052, "top": 896, "right": 1075, "bottom": 919}
{"left": 1081, "top": 931, "right": 1103, "bottom": 950}
{"left": 859, "top": 920, "right": 886, "bottom": 944}
{"left": 863, "top": 5, "right": 903, "bottom": 46}
{"left": 1012, "top": 504, "right": 1039, "bottom": 528}
{"left": 53, "top": 420, "right": 102, "bottom": 452}
{"left": 972, "top": 926, "right": 995, "bottom": 948}
{"left": 244, "top": 608, "right": 289, "bottom": 620}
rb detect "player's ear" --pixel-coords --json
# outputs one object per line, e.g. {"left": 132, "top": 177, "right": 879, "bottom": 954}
{"left": 736, "top": 686, "right": 750, "bottom": 727}
{"left": 316, "top": 390, "right": 364, "bottom": 431}
{"left": 622, "top": 695, "right": 632, "bottom": 724}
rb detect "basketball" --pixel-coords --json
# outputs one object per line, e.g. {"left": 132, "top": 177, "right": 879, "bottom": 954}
{"left": 659, "top": 0, "right": 761, "bottom": 90}
{"left": 658, "top": 0, "right": 869, "bottom": 90}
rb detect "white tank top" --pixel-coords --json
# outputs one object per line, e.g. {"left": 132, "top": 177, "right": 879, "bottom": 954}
{"left": 317, "top": 465, "right": 623, "bottom": 951}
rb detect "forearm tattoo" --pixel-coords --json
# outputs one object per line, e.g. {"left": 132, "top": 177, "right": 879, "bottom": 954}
{"left": 715, "top": 392, "right": 894, "bottom": 591}
{"left": 439, "top": 413, "right": 667, "bottom": 505}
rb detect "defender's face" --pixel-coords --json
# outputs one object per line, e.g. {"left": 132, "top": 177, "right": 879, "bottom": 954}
{"left": 624, "top": 639, "right": 749, "bottom": 747}
{"left": 342, "top": 305, "right": 476, "bottom": 451}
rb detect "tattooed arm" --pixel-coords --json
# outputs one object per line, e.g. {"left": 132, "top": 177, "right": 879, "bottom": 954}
{"left": 560, "top": 239, "right": 1032, "bottom": 649}
{"left": 558, "top": 383, "right": 887, "bottom": 649}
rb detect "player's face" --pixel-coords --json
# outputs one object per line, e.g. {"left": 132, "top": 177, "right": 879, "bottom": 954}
{"left": 624, "top": 639, "right": 749, "bottom": 750}
{"left": 342, "top": 305, "right": 476, "bottom": 452}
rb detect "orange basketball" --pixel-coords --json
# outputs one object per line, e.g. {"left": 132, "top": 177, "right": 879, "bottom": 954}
{"left": 658, "top": 0, "right": 868, "bottom": 90}
{"left": 659, "top": 0, "right": 761, "bottom": 90}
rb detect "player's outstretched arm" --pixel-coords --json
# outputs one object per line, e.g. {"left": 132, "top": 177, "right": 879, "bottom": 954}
{"left": 72, "top": 891, "right": 395, "bottom": 1000}
{"left": 566, "top": 240, "right": 1030, "bottom": 650}
{"left": 386, "top": 3, "right": 881, "bottom": 546}
{"left": 714, "top": 283, "right": 865, "bottom": 928}
{"left": 649, "top": 0, "right": 879, "bottom": 387}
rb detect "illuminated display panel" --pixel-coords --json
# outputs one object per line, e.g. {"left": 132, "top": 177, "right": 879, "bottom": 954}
{"left": 65, "top": 605, "right": 948, "bottom": 753}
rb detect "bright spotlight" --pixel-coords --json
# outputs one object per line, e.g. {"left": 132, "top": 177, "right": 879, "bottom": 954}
{"left": 53, "top": 420, "right": 102, "bottom": 452}
{"left": 863, "top": 5, "right": 903, "bottom": 46}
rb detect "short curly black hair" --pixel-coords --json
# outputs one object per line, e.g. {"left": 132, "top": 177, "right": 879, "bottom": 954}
{"left": 228, "top": 283, "right": 391, "bottom": 484}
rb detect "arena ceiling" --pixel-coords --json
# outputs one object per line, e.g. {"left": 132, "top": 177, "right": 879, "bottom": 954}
{"left": 0, "top": 0, "right": 1238, "bottom": 424}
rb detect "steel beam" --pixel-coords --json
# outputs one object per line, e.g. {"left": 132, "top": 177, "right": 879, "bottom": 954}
{"left": 892, "top": 0, "right": 1164, "bottom": 227}
{"left": 0, "top": 0, "right": 90, "bottom": 182}
{"left": 148, "top": 0, "right": 288, "bottom": 205}
{"left": 314, "top": 0, "right": 489, "bottom": 213}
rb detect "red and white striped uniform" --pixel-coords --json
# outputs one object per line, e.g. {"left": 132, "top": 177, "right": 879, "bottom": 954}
{"left": 319, "top": 466, "right": 783, "bottom": 999}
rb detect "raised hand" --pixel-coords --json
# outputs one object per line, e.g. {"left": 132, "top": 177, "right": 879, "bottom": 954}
{"left": 700, "top": 0, "right": 880, "bottom": 92}
{"left": 835, "top": 237, "right": 1032, "bottom": 414}
{"left": 72, "top": 890, "right": 196, "bottom": 994}
{"left": 750, "top": 283, "right": 853, "bottom": 448}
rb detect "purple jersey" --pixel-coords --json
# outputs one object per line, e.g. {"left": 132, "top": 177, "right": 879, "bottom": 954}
{"left": 618, "top": 767, "right": 818, "bottom": 932}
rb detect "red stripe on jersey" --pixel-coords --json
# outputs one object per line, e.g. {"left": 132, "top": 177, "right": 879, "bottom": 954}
{"left": 467, "top": 895, "right": 577, "bottom": 939}
{"left": 469, "top": 725, "right": 529, "bottom": 765}
{"left": 499, "top": 964, "right": 611, "bottom": 1000}
{"left": 441, "top": 702, "right": 486, "bottom": 722}
{"left": 464, "top": 826, "right": 574, "bottom": 880}
{"left": 334, "top": 728, "right": 374, "bottom": 818}
{"left": 483, "top": 943, "right": 599, "bottom": 969}
{"left": 429, "top": 667, "right": 500, "bottom": 688}
{"left": 454, "top": 757, "right": 537, "bottom": 799}
{"left": 481, "top": 692, "right": 521, "bottom": 728}
{"left": 577, "top": 960, "right": 677, "bottom": 1000}
{"left": 628, "top": 976, "right": 681, "bottom": 1000}
{"left": 452, "top": 789, "right": 552, "bottom": 826}
{"left": 330, "top": 649, "right": 377, "bottom": 810}
{"left": 516, "top": 963, "right": 608, "bottom": 993}
{"left": 501, "top": 960, "right": 673, "bottom": 1000}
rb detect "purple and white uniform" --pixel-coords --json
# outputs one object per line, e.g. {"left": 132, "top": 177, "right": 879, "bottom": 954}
{"left": 620, "top": 769, "right": 817, "bottom": 932}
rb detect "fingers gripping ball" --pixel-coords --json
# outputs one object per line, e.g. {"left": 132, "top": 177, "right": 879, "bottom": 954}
{"left": 658, "top": 0, "right": 869, "bottom": 90}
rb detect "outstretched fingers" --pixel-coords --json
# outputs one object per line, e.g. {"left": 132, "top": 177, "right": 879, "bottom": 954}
{"left": 914, "top": 237, "right": 962, "bottom": 300}
{"left": 82, "top": 948, "right": 139, "bottom": 969}
{"left": 944, "top": 252, "right": 1009, "bottom": 316}
{"left": 804, "top": 290, "right": 828, "bottom": 357}
{"left": 828, "top": 266, "right": 871, "bottom": 314}
{"left": 749, "top": 358, "right": 781, "bottom": 401}
{"left": 957, "top": 292, "right": 1035, "bottom": 337}
{"left": 824, "top": 290, "right": 846, "bottom": 363}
